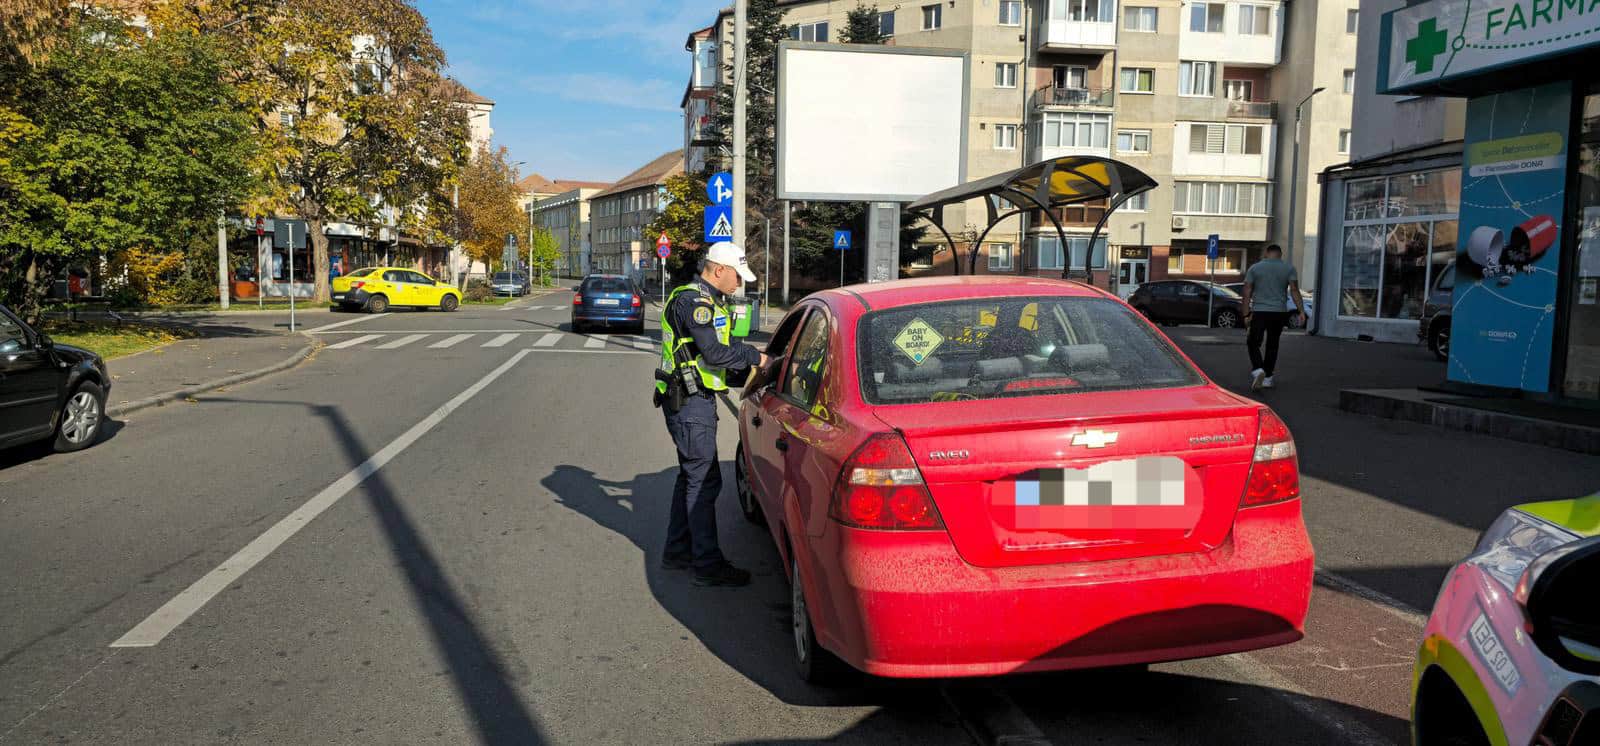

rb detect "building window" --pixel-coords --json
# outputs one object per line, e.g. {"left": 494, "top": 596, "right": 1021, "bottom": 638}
{"left": 1179, "top": 61, "right": 1214, "bottom": 96}
{"left": 1338, "top": 129, "right": 1351, "bottom": 153}
{"left": 1189, "top": 2, "right": 1224, "bottom": 32}
{"left": 988, "top": 242, "right": 1014, "bottom": 271}
{"left": 1037, "top": 236, "right": 1109, "bottom": 270}
{"left": 1346, "top": 9, "right": 1358, "bottom": 33}
{"left": 995, "top": 62, "right": 1019, "bottom": 88}
{"left": 279, "top": 111, "right": 296, "bottom": 128}
{"left": 999, "top": 0, "right": 1023, "bottom": 25}
{"left": 994, "top": 124, "right": 1018, "bottom": 149}
{"left": 1054, "top": 0, "right": 1114, "bottom": 22}
{"left": 1237, "top": 5, "right": 1270, "bottom": 34}
{"left": 909, "top": 243, "right": 937, "bottom": 268}
{"left": 922, "top": 3, "right": 942, "bottom": 29}
{"left": 1124, "top": 6, "right": 1158, "bottom": 31}
{"left": 790, "top": 21, "right": 829, "bottom": 42}
{"left": 1124, "top": 192, "right": 1149, "bottom": 211}
{"left": 1055, "top": 65, "right": 1087, "bottom": 89}
{"left": 1343, "top": 68, "right": 1355, "bottom": 94}
{"left": 1116, "top": 129, "right": 1152, "bottom": 153}
{"left": 878, "top": 10, "right": 896, "bottom": 36}
{"left": 1174, "top": 181, "right": 1272, "bottom": 215}
{"left": 1119, "top": 67, "right": 1155, "bottom": 93}
{"left": 1339, "top": 173, "right": 1459, "bottom": 321}
{"left": 1041, "top": 111, "right": 1111, "bottom": 148}
{"left": 1223, "top": 79, "right": 1254, "bottom": 101}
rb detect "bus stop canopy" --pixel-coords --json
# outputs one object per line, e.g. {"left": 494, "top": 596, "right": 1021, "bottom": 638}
{"left": 905, "top": 156, "right": 1157, "bottom": 282}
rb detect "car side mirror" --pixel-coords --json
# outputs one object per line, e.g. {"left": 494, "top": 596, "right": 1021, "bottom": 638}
{"left": 1518, "top": 535, "right": 1600, "bottom": 676}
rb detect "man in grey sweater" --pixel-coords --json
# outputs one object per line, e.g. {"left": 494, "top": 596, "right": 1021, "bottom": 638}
{"left": 1240, "top": 245, "right": 1306, "bottom": 391}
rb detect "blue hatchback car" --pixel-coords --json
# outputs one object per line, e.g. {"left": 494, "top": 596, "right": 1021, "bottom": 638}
{"left": 572, "top": 274, "right": 645, "bottom": 333}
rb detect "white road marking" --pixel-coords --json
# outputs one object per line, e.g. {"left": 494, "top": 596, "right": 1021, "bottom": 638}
{"left": 375, "top": 334, "right": 427, "bottom": 350}
{"left": 312, "top": 329, "right": 537, "bottom": 334}
{"left": 533, "top": 332, "right": 562, "bottom": 347}
{"left": 583, "top": 336, "right": 607, "bottom": 349}
{"left": 623, "top": 335, "right": 656, "bottom": 350}
{"left": 1314, "top": 569, "right": 1428, "bottom": 627}
{"left": 428, "top": 334, "right": 475, "bottom": 349}
{"left": 110, "top": 350, "right": 534, "bottom": 648}
{"left": 531, "top": 348, "right": 652, "bottom": 355}
{"left": 303, "top": 314, "right": 378, "bottom": 333}
{"left": 482, "top": 333, "right": 519, "bottom": 348}
{"left": 325, "top": 334, "right": 383, "bottom": 350}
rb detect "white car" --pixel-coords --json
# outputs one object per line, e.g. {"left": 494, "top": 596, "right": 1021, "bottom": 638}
{"left": 1410, "top": 495, "right": 1600, "bottom": 745}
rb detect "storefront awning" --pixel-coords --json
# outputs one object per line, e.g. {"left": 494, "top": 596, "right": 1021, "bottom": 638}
{"left": 905, "top": 156, "right": 1158, "bottom": 282}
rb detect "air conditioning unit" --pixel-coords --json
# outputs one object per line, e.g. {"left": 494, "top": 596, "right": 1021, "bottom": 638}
{"left": 1171, "top": 216, "right": 1189, "bottom": 230}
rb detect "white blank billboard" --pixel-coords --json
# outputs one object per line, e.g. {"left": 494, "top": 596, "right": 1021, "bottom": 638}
{"left": 777, "top": 43, "right": 969, "bottom": 202}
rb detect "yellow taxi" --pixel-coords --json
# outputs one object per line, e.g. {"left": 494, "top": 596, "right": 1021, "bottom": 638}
{"left": 330, "top": 267, "right": 461, "bottom": 313}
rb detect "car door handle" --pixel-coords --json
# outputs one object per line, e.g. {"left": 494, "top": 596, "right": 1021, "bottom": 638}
{"left": 775, "top": 437, "right": 788, "bottom": 452}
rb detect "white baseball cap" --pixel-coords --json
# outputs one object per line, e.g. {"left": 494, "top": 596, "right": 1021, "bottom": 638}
{"left": 706, "top": 242, "right": 757, "bottom": 283}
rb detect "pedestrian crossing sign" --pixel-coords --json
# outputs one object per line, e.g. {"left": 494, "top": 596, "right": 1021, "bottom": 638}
{"left": 704, "top": 206, "right": 734, "bottom": 243}
{"left": 833, "top": 230, "right": 852, "bottom": 250}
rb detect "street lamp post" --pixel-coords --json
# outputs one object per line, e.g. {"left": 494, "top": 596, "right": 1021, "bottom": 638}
{"left": 1286, "top": 87, "right": 1325, "bottom": 270}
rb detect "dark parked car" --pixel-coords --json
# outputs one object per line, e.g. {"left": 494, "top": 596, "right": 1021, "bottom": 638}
{"left": 0, "top": 305, "right": 110, "bottom": 453}
{"left": 571, "top": 274, "right": 645, "bottom": 333}
{"left": 1128, "top": 280, "right": 1245, "bottom": 328}
{"left": 1419, "top": 261, "right": 1455, "bottom": 361}
{"left": 1221, "top": 282, "right": 1315, "bottom": 329}
{"left": 492, "top": 271, "right": 531, "bottom": 296}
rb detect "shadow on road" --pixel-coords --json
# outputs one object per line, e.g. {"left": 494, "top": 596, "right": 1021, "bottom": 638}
{"left": 0, "top": 418, "right": 126, "bottom": 472}
{"left": 201, "top": 397, "right": 547, "bottom": 745}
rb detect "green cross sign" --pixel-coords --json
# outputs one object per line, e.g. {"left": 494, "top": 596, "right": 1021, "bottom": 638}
{"left": 1406, "top": 18, "right": 1449, "bottom": 74}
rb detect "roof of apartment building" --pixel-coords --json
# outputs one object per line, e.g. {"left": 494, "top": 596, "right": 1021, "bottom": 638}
{"left": 591, "top": 150, "right": 685, "bottom": 199}
{"left": 516, "top": 173, "right": 613, "bottom": 196}
{"left": 441, "top": 78, "right": 494, "bottom": 107}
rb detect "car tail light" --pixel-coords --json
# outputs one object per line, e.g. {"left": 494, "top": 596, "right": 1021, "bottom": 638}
{"left": 829, "top": 433, "right": 944, "bottom": 530}
{"left": 573, "top": 293, "right": 582, "bottom": 305}
{"left": 1242, "top": 409, "right": 1299, "bottom": 507}
{"left": 631, "top": 295, "right": 642, "bottom": 307}
{"left": 349, "top": 281, "right": 365, "bottom": 289}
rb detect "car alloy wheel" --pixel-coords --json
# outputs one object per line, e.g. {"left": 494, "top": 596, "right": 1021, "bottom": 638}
{"left": 1214, "top": 309, "right": 1239, "bottom": 328}
{"left": 441, "top": 294, "right": 459, "bottom": 312}
{"left": 1431, "top": 325, "right": 1450, "bottom": 362}
{"left": 735, "top": 444, "right": 764, "bottom": 525}
{"left": 61, "top": 390, "right": 100, "bottom": 445}
{"left": 792, "top": 556, "right": 811, "bottom": 666}
{"left": 367, "top": 294, "right": 389, "bottom": 314}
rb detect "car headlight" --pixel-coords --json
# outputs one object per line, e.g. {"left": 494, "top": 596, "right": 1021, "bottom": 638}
{"left": 1469, "top": 509, "right": 1580, "bottom": 592}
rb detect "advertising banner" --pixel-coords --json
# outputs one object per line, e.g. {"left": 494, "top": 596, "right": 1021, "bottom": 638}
{"left": 1449, "top": 80, "right": 1571, "bottom": 392}
{"left": 1380, "top": 0, "right": 1600, "bottom": 94}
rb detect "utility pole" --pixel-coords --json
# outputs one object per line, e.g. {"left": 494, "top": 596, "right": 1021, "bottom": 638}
{"left": 732, "top": 0, "right": 748, "bottom": 260}
{"left": 1286, "top": 87, "right": 1325, "bottom": 270}
{"left": 782, "top": 201, "right": 791, "bottom": 306}
{"left": 217, "top": 216, "right": 230, "bottom": 309}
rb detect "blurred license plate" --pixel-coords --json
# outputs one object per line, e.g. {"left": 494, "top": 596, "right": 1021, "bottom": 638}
{"left": 331, "top": 294, "right": 345, "bottom": 301}
{"left": 594, "top": 298, "right": 619, "bottom": 306}
{"left": 995, "top": 456, "right": 1199, "bottom": 530}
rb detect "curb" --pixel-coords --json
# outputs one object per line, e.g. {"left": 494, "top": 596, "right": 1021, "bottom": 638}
{"left": 107, "top": 334, "right": 320, "bottom": 418}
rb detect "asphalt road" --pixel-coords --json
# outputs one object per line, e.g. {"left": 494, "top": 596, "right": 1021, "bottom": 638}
{"left": 2, "top": 295, "right": 1595, "bottom": 744}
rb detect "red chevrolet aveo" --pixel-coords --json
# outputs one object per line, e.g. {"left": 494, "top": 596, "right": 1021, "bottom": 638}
{"left": 735, "top": 276, "right": 1313, "bottom": 682}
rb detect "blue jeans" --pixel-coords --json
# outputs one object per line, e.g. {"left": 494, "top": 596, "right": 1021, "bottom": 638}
{"left": 662, "top": 395, "right": 725, "bottom": 570}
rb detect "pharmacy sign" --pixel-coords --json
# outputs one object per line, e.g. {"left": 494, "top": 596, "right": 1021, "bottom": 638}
{"left": 1380, "top": 0, "right": 1600, "bottom": 93}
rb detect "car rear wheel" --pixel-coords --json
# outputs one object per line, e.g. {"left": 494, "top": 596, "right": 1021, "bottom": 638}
{"left": 440, "top": 294, "right": 459, "bottom": 312}
{"left": 792, "top": 554, "right": 847, "bottom": 685}
{"left": 1429, "top": 322, "right": 1450, "bottom": 362}
{"left": 366, "top": 294, "right": 389, "bottom": 314}
{"left": 54, "top": 381, "right": 105, "bottom": 452}
{"left": 1213, "top": 309, "right": 1240, "bottom": 328}
{"left": 735, "top": 444, "right": 764, "bottom": 526}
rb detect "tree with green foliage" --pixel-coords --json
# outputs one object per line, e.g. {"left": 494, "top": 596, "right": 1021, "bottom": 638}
{"left": 529, "top": 225, "right": 561, "bottom": 285}
{"left": 840, "top": 3, "right": 889, "bottom": 43}
{"left": 644, "top": 172, "right": 712, "bottom": 285}
{"left": 0, "top": 14, "right": 258, "bottom": 320}
{"left": 156, "top": 0, "right": 469, "bottom": 303}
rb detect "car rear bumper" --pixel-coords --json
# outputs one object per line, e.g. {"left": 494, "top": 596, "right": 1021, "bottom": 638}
{"left": 573, "top": 309, "right": 644, "bottom": 324}
{"left": 330, "top": 289, "right": 372, "bottom": 307}
{"left": 805, "top": 500, "right": 1313, "bottom": 678}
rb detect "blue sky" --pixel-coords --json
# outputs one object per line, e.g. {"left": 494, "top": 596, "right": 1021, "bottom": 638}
{"left": 416, "top": 0, "right": 717, "bottom": 183}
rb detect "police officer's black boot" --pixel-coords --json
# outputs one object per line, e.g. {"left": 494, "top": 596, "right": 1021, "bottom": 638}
{"left": 693, "top": 561, "right": 751, "bottom": 587}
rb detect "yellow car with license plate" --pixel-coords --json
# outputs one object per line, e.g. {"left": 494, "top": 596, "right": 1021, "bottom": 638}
{"left": 330, "top": 267, "right": 460, "bottom": 314}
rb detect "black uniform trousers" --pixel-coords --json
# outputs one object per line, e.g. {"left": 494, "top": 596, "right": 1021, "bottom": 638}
{"left": 661, "top": 392, "right": 725, "bottom": 570}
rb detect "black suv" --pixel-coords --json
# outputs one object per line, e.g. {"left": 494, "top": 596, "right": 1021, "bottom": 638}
{"left": 0, "top": 305, "right": 110, "bottom": 453}
{"left": 1128, "top": 280, "right": 1246, "bottom": 328}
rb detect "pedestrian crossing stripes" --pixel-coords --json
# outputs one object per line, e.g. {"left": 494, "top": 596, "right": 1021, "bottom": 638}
{"left": 312, "top": 331, "right": 658, "bottom": 354}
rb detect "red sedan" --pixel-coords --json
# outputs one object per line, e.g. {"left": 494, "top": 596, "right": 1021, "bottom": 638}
{"left": 735, "top": 276, "right": 1313, "bottom": 682}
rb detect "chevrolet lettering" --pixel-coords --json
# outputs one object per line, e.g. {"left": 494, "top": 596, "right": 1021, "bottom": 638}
{"left": 1189, "top": 433, "right": 1247, "bottom": 447}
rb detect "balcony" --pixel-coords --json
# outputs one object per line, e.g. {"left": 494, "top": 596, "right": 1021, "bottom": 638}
{"left": 1177, "top": 2, "right": 1282, "bottom": 65}
{"left": 1175, "top": 96, "right": 1277, "bottom": 121}
{"left": 1031, "top": 142, "right": 1112, "bottom": 163}
{"left": 1037, "top": 0, "right": 1118, "bottom": 51}
{"left": 1032, "top": 85, "right": 1115, "bottom": 110}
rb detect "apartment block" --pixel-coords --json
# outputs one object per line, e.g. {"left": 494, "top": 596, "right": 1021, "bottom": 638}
{"left": 589, "top": 150, "right": 684, "bottom": 283}
{"left": 681, "top": 0, "right": 1355, "bottom": 295}
{"left": 529, "top": 184, "right": 609, "bottom": 279}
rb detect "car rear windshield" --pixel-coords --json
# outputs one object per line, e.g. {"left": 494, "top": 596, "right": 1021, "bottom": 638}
{"left": 345, "top": 268, "right": 376, "bottom": 278}
{"left": 583, "top": 278, "right": 631, "bottom": 293}
{"left": 494, "top": 272, "right": 524, "bottom": 282}
{"left": 857, "top": 297, "right": 1203, "bottom": 405}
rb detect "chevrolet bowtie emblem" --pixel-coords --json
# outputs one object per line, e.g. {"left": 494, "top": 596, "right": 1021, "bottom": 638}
{"left": 1072, "top": 430, "right": 1119, "bottom": 449}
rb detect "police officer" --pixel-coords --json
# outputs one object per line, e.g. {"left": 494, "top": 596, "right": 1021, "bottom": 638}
{"left": 655, "top": 243, "right": 767, "bottom": 587}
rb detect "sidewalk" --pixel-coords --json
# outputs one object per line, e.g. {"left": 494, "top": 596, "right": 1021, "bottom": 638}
{"left": 104, "top": 320, "right": 315, "bottom": 418}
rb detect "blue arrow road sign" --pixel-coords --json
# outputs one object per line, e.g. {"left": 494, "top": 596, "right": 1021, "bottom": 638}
{"left": 706, "top": 172, "right": 733, "bottom": 205}
{"left": 833, "top": 230, "right": 852, "bottom": 250}
{"left": 704, "top": 205, "right": 734, "bottom": 243}
{"left": 1207, "top": 234, "right": 1220, "bottom": 260}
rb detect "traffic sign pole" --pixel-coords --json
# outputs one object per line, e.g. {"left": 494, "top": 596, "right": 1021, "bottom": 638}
{"left": 1206, "top": 234, "right": 1220, "bottom": 326}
